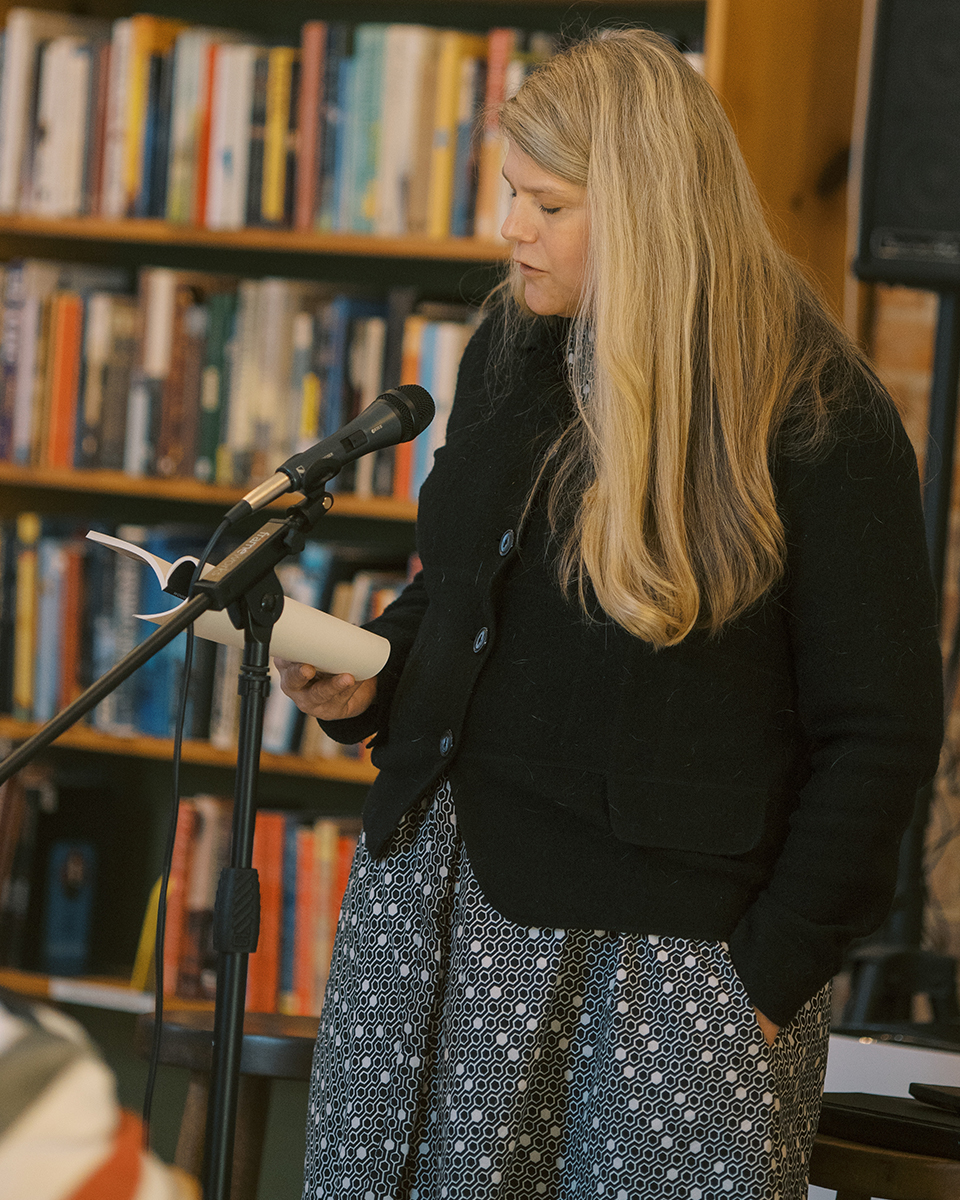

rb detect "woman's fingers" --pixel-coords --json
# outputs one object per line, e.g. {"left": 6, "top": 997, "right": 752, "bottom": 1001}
{"left": 274, "top": 658, "right": 377, "bottom": 721}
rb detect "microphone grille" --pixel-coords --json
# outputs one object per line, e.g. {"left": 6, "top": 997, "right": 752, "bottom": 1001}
{"left": 389, "top": 384, "right": 436, "bottom": 439}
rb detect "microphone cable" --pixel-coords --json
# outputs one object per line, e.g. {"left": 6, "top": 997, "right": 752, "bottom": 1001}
{"left": 141, "top": 515, "right": 232, "bottom": 1149}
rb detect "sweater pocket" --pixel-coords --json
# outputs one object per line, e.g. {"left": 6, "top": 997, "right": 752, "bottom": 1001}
{"left": 607, "top": 776, "right": 770, "bottom": 856}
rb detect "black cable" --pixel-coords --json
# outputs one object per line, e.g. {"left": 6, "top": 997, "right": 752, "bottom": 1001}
{"left": 142, "top": 516, "right": 231, "bottom": 1149}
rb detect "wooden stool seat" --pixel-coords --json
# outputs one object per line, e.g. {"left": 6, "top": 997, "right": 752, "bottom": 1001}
{"left": 135, "top": 1009, "right": 320, "bottom": 1200}
{"left": 810, "top": 1133, "right": 960, "bottom": 1199}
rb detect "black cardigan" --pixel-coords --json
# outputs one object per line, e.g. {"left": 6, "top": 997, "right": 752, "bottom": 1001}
{"left": 322, "top": 314, "right": 944, "bottom": 1027}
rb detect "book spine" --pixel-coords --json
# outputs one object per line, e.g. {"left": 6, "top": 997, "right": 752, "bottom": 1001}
{"left": 262, "top": 47, "right": 297, "bottom": 225}
{"left": 247, "top": 809, "right": 286, "bottom": 1013}
{"left": 295, "top": 22, "right": 326, "bottom": 232}
{"left": 45, "top": 293, "right": 84, "bottom": 469}
{"left": 12, "top": 512, "right": 41, "bottom": 721}
{"left": 162, "top": 800, "right": 197, "bottom": 997}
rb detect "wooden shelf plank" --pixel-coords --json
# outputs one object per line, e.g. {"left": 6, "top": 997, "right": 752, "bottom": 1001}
{"left": 0, "top": 967, "right": 214, "bottom": 1013}
{"left": 0, "top": 462, "right": 418, "bottom": 522}
{"left": 0, "top": 212, "right": 510, "bottom": 263}
{"left": 0, "top": 717, "right": 377, "bottom": 783}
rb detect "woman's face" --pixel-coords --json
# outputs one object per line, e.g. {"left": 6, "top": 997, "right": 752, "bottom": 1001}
{"left": 500, "top": 142, "right": 589, "bottom": 318}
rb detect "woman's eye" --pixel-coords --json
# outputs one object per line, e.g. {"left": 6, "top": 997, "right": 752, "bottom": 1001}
{"left": 539, "top": 205, "right": 561, "bottom": 215}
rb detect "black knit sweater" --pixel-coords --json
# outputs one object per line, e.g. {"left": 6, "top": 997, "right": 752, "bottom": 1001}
{"left": 322, "top": 314, "right": 944, "bottom": 1026}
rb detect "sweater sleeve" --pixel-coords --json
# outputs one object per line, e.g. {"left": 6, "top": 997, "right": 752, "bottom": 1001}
{"left": 317, "top": 315, "right": 500, "bottom": 747}
{"left": 728, "top": 400, "right": 944, "bottom": 1026}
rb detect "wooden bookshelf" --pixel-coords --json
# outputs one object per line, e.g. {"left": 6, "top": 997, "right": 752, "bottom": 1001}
{"left": 0, "top": 715, "right": 378, "bottom": 783}
{"left": 0, "top": 212, "right": 511, "bottom": 263}
{"left": 0, "top": 462, "right": 419, "bottom": 522}
{"left": 0, "top": 966, "right": 214, "bottom": 1012}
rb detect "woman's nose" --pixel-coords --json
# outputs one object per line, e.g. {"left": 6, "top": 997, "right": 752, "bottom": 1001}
{"left": 501, "top": 198, "right": 534, "bottom": 244}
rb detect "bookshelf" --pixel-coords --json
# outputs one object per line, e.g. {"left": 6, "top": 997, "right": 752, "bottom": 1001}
{"left": 0, "top": 0, "right": 865, "bottom": 1022}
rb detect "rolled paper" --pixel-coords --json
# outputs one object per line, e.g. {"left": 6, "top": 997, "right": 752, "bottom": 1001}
{"left": 86, "top": 530, "right": 390, "bottom": 681}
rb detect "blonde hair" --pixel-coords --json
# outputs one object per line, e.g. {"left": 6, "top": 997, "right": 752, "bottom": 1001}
{"left": 497, "top": 29, "right": 879, "bottom": 646}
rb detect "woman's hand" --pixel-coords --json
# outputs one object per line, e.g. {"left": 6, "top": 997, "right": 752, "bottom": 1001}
{"left": 753, "top": 1008, "right": 780, "bottom": 1047}
{"left": 274, "top": 659, "right": 377, "bottom": 722}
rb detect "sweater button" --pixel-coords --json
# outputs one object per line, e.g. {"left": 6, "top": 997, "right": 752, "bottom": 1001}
{"left": 473, "top": 627, "right": 488, "bottom": 653}
{"left": 439, "top": 730, "right": 454, "bottom": 756}
{"left": 499, "top": 529, "right": 515, "bottom": 556}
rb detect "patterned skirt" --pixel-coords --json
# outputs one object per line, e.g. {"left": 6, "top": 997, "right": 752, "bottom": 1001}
{"left": 302, "top": 779, "right": 831, "bottom": 1200}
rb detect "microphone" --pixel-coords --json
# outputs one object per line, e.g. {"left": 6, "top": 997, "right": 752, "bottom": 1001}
{"left": 225, "top": 384, "right": 435, "bottom": 522}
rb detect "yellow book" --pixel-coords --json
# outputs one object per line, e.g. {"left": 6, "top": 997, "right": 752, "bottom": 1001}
{"left": 130, "top": 874, "right": 163, "bottom": 992}
{"left": 123, "top": 15, "right": 188, "bottom": 216}
{"left": 426, "top": 32, "right": 486, "bottom": 239}
{"left": 12, "top": 512, "right": 41, "bottom": 721}
{"left": 262, "top": 46, "right": 298, "bottom": 224}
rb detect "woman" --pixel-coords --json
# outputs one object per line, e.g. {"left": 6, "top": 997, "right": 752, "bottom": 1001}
{"left": 282, "top": 30, "right": 943, "bottom": 1199}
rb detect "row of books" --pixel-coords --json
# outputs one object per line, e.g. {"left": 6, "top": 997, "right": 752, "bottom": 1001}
{"left": 142, "top": 798, "right": 360, "bottom": 1015}
{"left": 0, "top": 6, "right": 560, "bottom": 239}
{"left": 0, "top": 765, "right": 152, "bottom": 978}
{"left": 0, "top": 513, "right": 414, "bottom": 757}
{"left": 0, "top": 259, "right": 477, "bottom": 500}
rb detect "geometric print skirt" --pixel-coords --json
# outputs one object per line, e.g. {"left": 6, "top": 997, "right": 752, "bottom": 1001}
{"left": 302, "top": 777, "right": 831, "bottom": 1200}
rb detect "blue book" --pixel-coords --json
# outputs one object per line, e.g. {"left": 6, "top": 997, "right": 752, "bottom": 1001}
{"left": 450, "top": 56, "right": 485, "bottom": 238}
{"left": 332, "top": 56, "right": 356, "bottom": 231}
{"left": 315, "top": 24, "right": 349, "bottom": 230}
{"left": 411, "top": 322, "right": 438, "bottom": 495}
{"left": 42, "top": 840, "right": 98, "bottom": 976}
{"left": 349, "top": 25, "right": 387, "bottom": 233}
{"left": 32, "top": 534, "right": 67, "bottom": 723}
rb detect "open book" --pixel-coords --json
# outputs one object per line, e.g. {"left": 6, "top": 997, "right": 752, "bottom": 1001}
{"left": 86, "top": 531, "right": 390, "bottom": 681}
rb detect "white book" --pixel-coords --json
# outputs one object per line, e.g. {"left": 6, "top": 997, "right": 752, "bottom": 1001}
{"left": 349, "top": 315, "right": 387, "bottom": 497}
{"left": 123, "top": 267, "right": 177, "bottom": 475}
{"left": 166, "top": 27, "right": 243, "bottom": 224}
{"left": 429, "top": 320, "right": 472, "bottom": 457}
{"left": 206, "top": 43, "right": 258, "bottom": 230}
{"left": 375, "top": 25, "right": 428, "bottom": 236}
{"left": 223, "top": 279, "right": 261, "bottom": 481}
{"left": 31, "top": 37, "right": 92, "bottom": 217}
{"left": 0, "top": 7, "right": 108, "bottom": 213}
{"left": 100, "top": 18, "right": 133, "bottom": 219}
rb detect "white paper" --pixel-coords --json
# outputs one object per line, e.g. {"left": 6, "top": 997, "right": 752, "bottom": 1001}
{"left": 86, "top": 530, "right": 390, "bottom": 681}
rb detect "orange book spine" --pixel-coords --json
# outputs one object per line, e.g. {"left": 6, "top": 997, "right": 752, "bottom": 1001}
{"left": 295, "top": 22, "right": 326, "bottom": 231}
{"left": 292, "top": 824, "right": 317, "bottom": 1014}
{"left": 334, "top": 829, "right": 358, "bottom": 914}
{"left": 393, "top": 314, "right": 426, "bottom": 499}
{"left": 247, "top": 810, "right": 286, "bottom": 1012}
{"left": 45, "top": 294, "right": 84, "bottom": 469}
{"left": 58, "top": 540, "right": 85, "bottom": 709}
{"left": 162, "top": 801, "right": 197, "bottom": 998}
{"left": 193, "top": 42, "right": 218, "bottom": 226}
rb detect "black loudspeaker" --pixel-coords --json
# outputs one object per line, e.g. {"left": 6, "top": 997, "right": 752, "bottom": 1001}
{"left": 855, "top": 0, "right": 960, "bottom": 289}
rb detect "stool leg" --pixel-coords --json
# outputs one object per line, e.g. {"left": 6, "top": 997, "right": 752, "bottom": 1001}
{"left": 175, "top": 1071, "right": 209, "bottom": 1180}
{"left": 231, "top": 1075, "right": 272, "bottom": 1200}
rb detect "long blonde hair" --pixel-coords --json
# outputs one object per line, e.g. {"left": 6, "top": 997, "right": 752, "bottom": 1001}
{"left": 498, "top": 30, "right": 880, "bottom": 647}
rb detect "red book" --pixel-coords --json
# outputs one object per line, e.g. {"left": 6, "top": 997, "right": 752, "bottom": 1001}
{"left": 192, "top": 42, "right": 218, "bottom": 226}
{"left": 292, "top": 824, "right": 317, "bottom": 1014}
{"left": 247, "top": 810, "right": 286, "bottom": 1012}
{"left": 162, "top": 800, "right": 198, "bottom": 998}
{"left": 295, "top": 21, "right": 326, "bottom": 231}
{"left": 58, "top": 539, "right": 86, "bottom": 709}
{"left": 45, "top": 293, "right": 84, "bottom": 468}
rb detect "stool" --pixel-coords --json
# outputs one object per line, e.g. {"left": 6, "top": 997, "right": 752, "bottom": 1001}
{"left": 810, "top": 1133, "right": 960, "bottom": 1199}
{"left": 135, "top": 1009, "right": 320, "bottom": 1200}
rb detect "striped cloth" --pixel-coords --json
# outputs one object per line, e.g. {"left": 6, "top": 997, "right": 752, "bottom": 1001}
{"left": 0, "top": 988, "right": 199, "bottom": 1200}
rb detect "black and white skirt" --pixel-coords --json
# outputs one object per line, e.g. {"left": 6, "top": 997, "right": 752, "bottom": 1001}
{"left": 302, "top": 778, "right": 830, "bottom": 1200}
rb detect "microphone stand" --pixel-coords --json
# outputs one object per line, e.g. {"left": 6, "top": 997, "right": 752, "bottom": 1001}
{"left": 0, "top": 487, "right": 335, "bottom": 1200}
